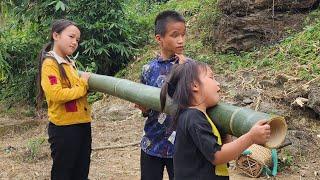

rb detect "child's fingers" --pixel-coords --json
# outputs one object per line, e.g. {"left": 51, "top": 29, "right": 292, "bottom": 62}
{"left": 263, "top": 124, "right": 270, "bottom": 130}
{"left": 175, "top": 53, "right": 186, "bottom": 64}
{"left": 256, "top": 119, "right": 269, "bottom": 125}
{"left": 174, "top": 54, "right": 180, "bottom": 60}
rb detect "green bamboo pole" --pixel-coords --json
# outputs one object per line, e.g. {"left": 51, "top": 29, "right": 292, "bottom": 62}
{"left": 82, "top": 72, "right": 287, "bottom": 148}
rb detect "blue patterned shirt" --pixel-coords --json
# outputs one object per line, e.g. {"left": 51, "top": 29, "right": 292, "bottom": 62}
{"left": 140, "top": 55, "right": 182, "bottom": 158}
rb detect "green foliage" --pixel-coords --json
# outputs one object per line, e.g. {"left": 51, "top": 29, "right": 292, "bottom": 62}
{"left": 87, "top": 92, "right": 103, "bottom": 104}
{"left": 26, "top": 137, "right": 46, "bottom": 160}
{"left": 0, "top": 0, "right": 144, "bottom": 106}
{"left": 0, "top": 1, "right": 64, "bottom": 106}
{"left": 0, "top": 19, "right": 44, "bottom": 105}
{"left": 68, "top": 0, "right": 139, "bottom": 75}
{"left": 0, "top": 2, "right": 14, "bottom": 81}
{"left": 12, "top": 0, "right": 66, "bottom": 29}
{"left": 279, "top": 149, "right": 294, "bottom": 171}
{"left": 0, "top": 49, "right": 10, "bottom": 81}
{"left": 53, "top": 0, "right": 67, "bottom": 11}
{"left": 195, "top": 0, "right": 220, "bottom": 43}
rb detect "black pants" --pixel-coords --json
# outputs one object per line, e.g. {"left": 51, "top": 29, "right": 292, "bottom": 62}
{"left": 48, "top": 122, "right": 92, "bottom": 180}
{"left": 140, "top": 150, "right": 174, "bottom": 180}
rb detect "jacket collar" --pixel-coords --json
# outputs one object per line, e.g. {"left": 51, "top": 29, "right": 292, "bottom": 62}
{"left": 46, "top": 51, "right": 75, "bottom": 67}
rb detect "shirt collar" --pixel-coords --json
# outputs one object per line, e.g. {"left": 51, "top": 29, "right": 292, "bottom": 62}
{"left": 46, "top": 51, "right": 75, "bottom": 67}
{"left": 156, "top": 54, "right": 178, "bottom": 64}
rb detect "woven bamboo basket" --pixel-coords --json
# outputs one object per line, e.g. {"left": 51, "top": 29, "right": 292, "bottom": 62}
{"left": 236, "top": 144, "right": 272, "bottom": 178}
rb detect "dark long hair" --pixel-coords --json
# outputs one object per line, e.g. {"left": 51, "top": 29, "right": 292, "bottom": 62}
{"left": 160, "top": 60, "right": 208, "bottom": 129}
{"left": 36, "top": 19, "right": 78, "bottom": 110}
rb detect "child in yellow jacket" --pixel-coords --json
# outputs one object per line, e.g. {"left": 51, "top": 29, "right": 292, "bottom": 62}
{"left": 36, "top": 19, "right": 91, "bottom": 179}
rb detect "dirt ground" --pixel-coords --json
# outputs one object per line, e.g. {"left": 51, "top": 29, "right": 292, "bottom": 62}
{"left": 0, "top": 70, "right": 320, "bottom": 180}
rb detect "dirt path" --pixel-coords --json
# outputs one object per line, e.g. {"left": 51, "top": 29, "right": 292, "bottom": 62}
{"left": 0, "top": 97, "right": 319, "bottom": 179}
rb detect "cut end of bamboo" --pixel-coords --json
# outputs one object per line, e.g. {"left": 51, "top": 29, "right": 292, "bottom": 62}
{"left": 265, "top": 116, "right": 287, "bottom": 148}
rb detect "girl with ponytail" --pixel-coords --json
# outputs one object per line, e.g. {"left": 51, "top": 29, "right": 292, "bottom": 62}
{"left": 160, "top": 60, "right": 271, "bottom": 180}
{"left": 37, "top": 19, "right": 92, "bottom": 179}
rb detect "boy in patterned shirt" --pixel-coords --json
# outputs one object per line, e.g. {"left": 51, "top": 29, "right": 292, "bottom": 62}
{"left": 136, "top": 10, "right": 189, "bottom": 180}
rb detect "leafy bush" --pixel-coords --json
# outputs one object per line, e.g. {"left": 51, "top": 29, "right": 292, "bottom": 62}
{"left": 67, "top": 0, "right": 140, "bottom": 75}
{"left": 0, "top": 0, "right": 144, "bottom": 106}
{"left": 26, "top": 137, "right": 46, "bottom": 161}
{"left": 0, "top": 19, "right": 44, "bottom": 105}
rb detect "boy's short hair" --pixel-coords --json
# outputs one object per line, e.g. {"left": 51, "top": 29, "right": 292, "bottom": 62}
{"left": 155, "top": 10, "right": 185, "bottom": 36}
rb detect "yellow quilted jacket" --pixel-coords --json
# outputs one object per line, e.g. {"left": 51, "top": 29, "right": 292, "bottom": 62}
{"left": 41, "top": 56, "right": 91, "bottom": 125}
